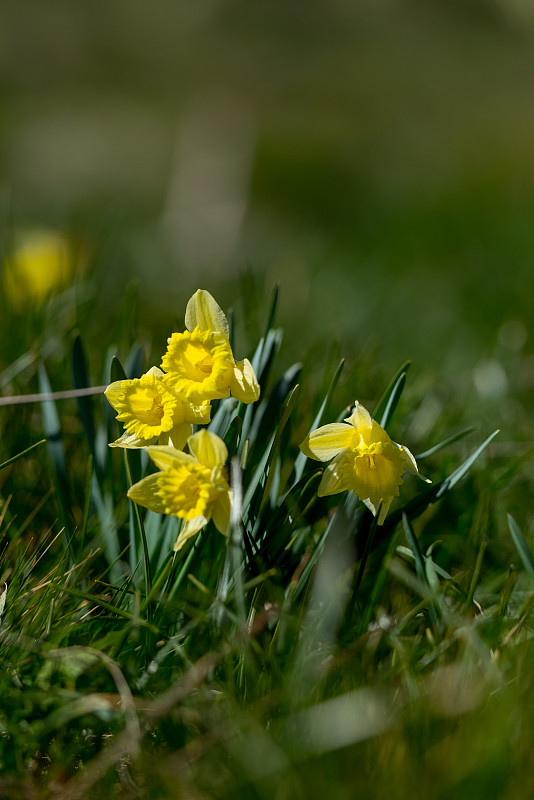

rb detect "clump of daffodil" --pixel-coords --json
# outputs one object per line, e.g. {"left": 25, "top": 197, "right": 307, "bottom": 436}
{"left": 3, "top": 229, "right": 74, "bottom": 311}
{"left": 161, "top": 289, "right": 260, "bottom": 404}
{"left": 127, "top": 429, "right": 232, "bottom": 552}
{"left": 300, "top": 401, "right": 427, "bottom": 524}
{"left": 105, "top": 366, "right": 211, "bottom": 450}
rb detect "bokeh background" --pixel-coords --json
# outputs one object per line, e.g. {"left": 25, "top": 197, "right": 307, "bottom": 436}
{"left": 1, "top": 0, "right": 533, "bottom": 522}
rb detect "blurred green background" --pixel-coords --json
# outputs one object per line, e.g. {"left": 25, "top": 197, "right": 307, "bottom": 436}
{"left": 1, "top": 0, "right": 533, "bottom": 499}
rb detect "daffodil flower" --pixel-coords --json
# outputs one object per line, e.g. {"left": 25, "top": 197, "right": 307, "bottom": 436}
{"left": 105, "top": 366, "right": 211, "bottom": 450}
{"left": 300, "top": 401, "right": 427, "bottom": 524}
{"left": 127, "top": 429, "right": 232, "bottom": 552}
{"left": 161, "top": 289, "right": 260, "bottom": 404}
{"left": 3, "top": 229, "right": 74, "bottom": 310}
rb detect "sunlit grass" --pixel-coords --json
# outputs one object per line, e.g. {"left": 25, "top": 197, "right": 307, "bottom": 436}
{"left": 0, "top": 269, "right": 532, "bottom": 800}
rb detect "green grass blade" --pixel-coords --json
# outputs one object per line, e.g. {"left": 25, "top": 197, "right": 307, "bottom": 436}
{"left": 123, "top": 450, "right": 152, "bottom": 597}
{"left": 258, "top": 383, "right": 299, "bottom": 514}
{"left": 415, "top": 426, "right": 475, "bottom": 460}
{"left": 508, "top": 514, "right": 534, "bottom": 584}
{"left": 384, "top": 429, "right": 500, "bottom": 531}
{"left": 71, "top": 333, "right": 96, "bottom": 458}
{"left": 373, "top": 360, "right": 411, "bottom": 430}
{"left": 442, "top": 429, "right": 499, "bottom": 492}
{"left": 109, "top": 355, "right": 127, "bottom": 384}
{"left": 402, "top": 513, "right": 426, "bottom": 586}
{"left": 263, "top": 283, "right": 279, "bottom": 339}
{"left": 38, "top": 363, "right": 73, "bottom": 542}
{"left": 293, "top": 358, "right": 344, "bottom": 483}
{"left": 0, "top": 438, "right": 46, "bottom": 472}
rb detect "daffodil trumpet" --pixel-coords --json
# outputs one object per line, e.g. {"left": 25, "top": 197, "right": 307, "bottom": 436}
{"left": 300, "top": 401, "right": 428, "bottom": 524}
{"left": 161, "top": 289, "right": 260, "bottom": 405}
{"left": 105, "top": 366, "right": 211, "bottom": 450}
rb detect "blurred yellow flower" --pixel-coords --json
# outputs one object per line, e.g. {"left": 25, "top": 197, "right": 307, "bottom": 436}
{"left": 161, "top": 289, "right": 260, "bottom": 404}
{"left": 300, "top": 402, "right": 426, "bottom": 524}
{"left": 127, "top": 429, "right": 232, "bottom": 552}
{"left": 105, "top": 366, "right": 211, "bottom": 450}
{"left": 3, "top": 229, "right": 73, "bottom": 310}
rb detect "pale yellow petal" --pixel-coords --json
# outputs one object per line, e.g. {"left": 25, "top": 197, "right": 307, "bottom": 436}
{"left": 376, "top": 497, "right": 393, "bottom": 525}
{"left": 104, "top": 380, "right": 124, "bottom": 410}
{"left": 145, "top": 365, "right": 165, "bottom": 378}
{"left": 188, "top": 429, "right": 228, "bottom": 469}
{"left": 212, "top": 490, "right": 232, "bottom": 535}
{"left": 183, "top": 399, "right": 212, "bottom": 425}
{"left": 360, "top": 496, "right": 391, "bottom": 524}
{"left": 185, "top": 289, "right": 230, "bottom": 339}
{"left": 127, "top": 473, "right": 166, "bottom": 514}
{"left": 231, "top": 359, "right": 260, "bottom": 403}
{"left": 173, "top": 516, "right": 208, "bottom": 551}
{"left": 163, "top": 422, "right": 193, "bottom": 450}
{"left": 344, "top": 401, "right": 373, "bottom": 430}
{"left": 300, "top": 423, "right": 355, "bottom": 462}
{"left": 145, "top": 445, "right": 196, "bottom": 471}
{"left": 317, "top": 454, "right": 354, "bottom": 496}
{"left": 362, "top": 497, "right": 377, "bottom": 517}
{"left": 110, "top": 431, "right": 156, "bottom": 449}
{"left": 396, "top": 444, "right": 419, "bottom": 475}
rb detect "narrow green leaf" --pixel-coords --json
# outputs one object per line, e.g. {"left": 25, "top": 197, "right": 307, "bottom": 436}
{"left": 223, "top": 415, "right": 242, "bottom": 455}
{"left": 293, "top": 358, "right": 344, "bottom": 483}
{"left": 126, "top": 345, "right": 144, "bottom": 379}
{"left": 230, "top": 459, "right": 246, "bottom": 626}
{"left": 258, "top": 383, "right": 300, "bottom": 514}
{"left": 416, "top": 427, "right": 475, "bottom": 460}
{"left": 109, "top": 355, "right": 127, "bottom": 384}
{"left": 0, "top": 438, "right": 46, "bottom": 472}
{"left": 442, "top": 429, "right": 499, "bottom": 492}
{"left": 402, "top": 514, "right": 426, "bottom": 587}
{"left": 508, "top": 514, "right": 534, "bottom": 584}
{"left": 56, "top": 584, "right": 160, "bottom": 632}
{"left": 385, "top": 429, "right": 500, "bottom": 530}
{"left": 123, "top": 449, "right": 152, "bottom": 597}
{"left": 373, "top": 360, "right": 411, "bottom": 430}
{"left": 72, "top": 333, "right": 96, "bottom": 458}
{"left": 38, "top": 363, "right": 73, "bottom": 540}
{"left": 263, "top": 283, "right": 279, "bottom": 339}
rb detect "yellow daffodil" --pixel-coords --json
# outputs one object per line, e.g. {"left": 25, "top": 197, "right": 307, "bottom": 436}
{"left": 105, "top": 366, "right": 211, "bottom": 450}
{"left": 300, "top": 401, "right": 426, "bottom": 524}
{"left": 3, "top": 229, "right": 73, "bottom": 310}
{"left": 127, "top": 429, "right": 232, "bottom": 552}
{"left": 161, "top": 289, "right": 260, "bottom": 404}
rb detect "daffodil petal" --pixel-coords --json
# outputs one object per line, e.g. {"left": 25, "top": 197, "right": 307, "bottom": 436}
{"left": 344, "top": 401, "right": 373, "bottom": 429}
{"left": 104, "top": 380, "right": 124, "bottom": 407}
{"left": 212, "top": 490, "right": 232, "bottom": 535}
{"left": 109, "top": 431, "right": 156, "bottom": 449}
{"left": 185, "top": 289, "right": 230, "bottom": 339}
{"left": 188, "top": 429, "right": 228, "bottom": 469}
{"left": 230, "top": 359, "right": 260, "bottom": 403}
{"left": 173, "top": 516, "right": 208, "bottom": 551}
{"left": 162, "top": 422, "right": 192, "bottom": 450}
{"left": 300, "top": 423, "right": 355, "bottom": 462}
{"left": 317, "top": 454, "right": 354, "bottom": 496}
{"left": 377, "top": 497, "right": 393, "bottom": 525}
{"left": 145, "top": 365, "right": 165, "bottom": 378}
{"left": 362, "top": 497, "right": 376, "bottom": 516}
{"left": 127, "top": 473, "right": 166, "bottom": 514}
{"left": 145, "top": 445, "right": 196, "bottom": 471}
{"left": 183, "top": 399, "right": 212, "bottom": 425}
{"left": 397, "top": 444, "right": 419, "bottom": 475}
